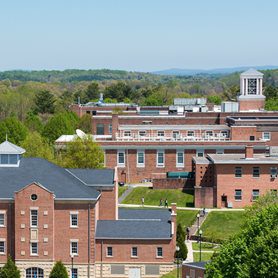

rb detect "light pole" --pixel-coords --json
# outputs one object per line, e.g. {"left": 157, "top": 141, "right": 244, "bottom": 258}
{"left": 199, "top": 230, "right": 203, "bottom": 262}
{"left": 71, "top": 254, "right": 74, "bottom": 278}
{"left": 175, "top": 246, "right": 180, "bottom": 278}
{"left": 197, "top": 213, "right": 200, "bottom": 241}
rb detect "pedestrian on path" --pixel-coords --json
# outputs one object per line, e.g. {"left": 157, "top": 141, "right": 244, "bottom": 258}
{"left": 186, "top": 227, "right": 190, "bottom": 241}
{"left": 141, "top": 196, "right": 144, "bottom": 207}
{"left": 159, "top": 199, "right": 163, "bottom": 206}
{"left": 164, "top": 198, "right": 168, "bottom": 208}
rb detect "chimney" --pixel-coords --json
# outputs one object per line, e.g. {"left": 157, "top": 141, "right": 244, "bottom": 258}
{"left": 112, "top": 113, "right": 119, "bottom": 140}
{"left": 245, "top": 145, "right": 254, "bottom": 159}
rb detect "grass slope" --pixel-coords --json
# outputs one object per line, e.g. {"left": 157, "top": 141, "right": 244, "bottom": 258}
{"left": 177, "top": 210, "right": 198, "bottom": 230}
{"left": 193, "top": 251, "right": 214, "bottom": 262}
{"left": 118, "top": 186, "right": 128, "bottom": 198}
{"left": 201, "top": 211, "right": 245, "bottom": 241}
{"left": 122, "top": 187, "right": 194, "bottom": 207}
{"left": 160, "top": 268, "right": 177, "bottom": 278}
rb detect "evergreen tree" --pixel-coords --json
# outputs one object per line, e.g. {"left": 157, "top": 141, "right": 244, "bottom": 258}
{"left": 42, "top": 112, "right": 77, "bottom": 142}
{"left": 85, "top": 82, "right": 99, "bottom": 101}
{"left": 21, "top": 132, "right": 54, "bottom": 161}
{"left": 24, "top": 112, "right": 43, "bottom": 132}
{"left": 58, "top": 136, "right": 104, "bottom": 168}
{"left": 0, "top": 117, "right": 28, "bottom": 144}
{"left": 78, "top": 114, "right": 92, "bottom": 133}
{"left": 0, "top": 256, "right": 20, "bottom": 278}
{"left": 49, "top": 261, "right": 69, "bottom": 278}
{"left": 175, "top": 223, "right": 188, "bottom": 260}
{"left": 34, "top": 90, "right": 55, "bottom": 114}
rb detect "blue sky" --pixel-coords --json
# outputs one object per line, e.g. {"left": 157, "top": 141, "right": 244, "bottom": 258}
{"left": 1, "top": 0, "right": 278, "bottom": 71}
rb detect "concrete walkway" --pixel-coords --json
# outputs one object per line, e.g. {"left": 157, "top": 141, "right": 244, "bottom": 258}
{"left": 184, "top": 240, "right": 194, "bottom": 263}
{"left": 118, "top": 186, "right": 134, "bottom": 203}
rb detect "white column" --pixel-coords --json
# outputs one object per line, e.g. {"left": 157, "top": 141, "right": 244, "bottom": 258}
{"left": 244, "top": 79, "right": 247, "bottom": 95}
{"left": 256, "top": 78, "right": 259, "bottom": 95}
{"left": 260, "top": 78, "right": 263, "bottom": 95}
{"left": 240, "top": 77, "right": 244, "bottom": 95}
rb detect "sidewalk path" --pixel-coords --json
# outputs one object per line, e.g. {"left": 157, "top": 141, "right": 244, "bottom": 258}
{"left": 184, "top": 240, "right": 194, "bottom": 263}
{"left": 118, "top": 186, "right": 134, "bottom": 203}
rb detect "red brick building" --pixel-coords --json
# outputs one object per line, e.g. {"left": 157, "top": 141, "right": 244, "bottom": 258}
{"left": 0, "top": 140, "right": 176, "bottom": 278}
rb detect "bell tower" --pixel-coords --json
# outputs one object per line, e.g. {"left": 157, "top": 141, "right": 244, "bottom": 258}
{"left": 237, "top": 68, "right": 265, "bottom": 111}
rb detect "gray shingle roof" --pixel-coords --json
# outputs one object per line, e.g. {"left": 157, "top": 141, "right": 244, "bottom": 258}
{"left": 67, "top": 168, "right": 114, "bottom": 186}
{"left": 183, "top": 261, "right": 208, "bottom": 269}
{"left": 0, "top": 158, "right": 100, "bottom": 200}
{"left": 96, "top": 208, "right": 172, "bottom": 239}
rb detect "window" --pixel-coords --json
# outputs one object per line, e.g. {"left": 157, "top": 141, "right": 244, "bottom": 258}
{"left": 70, "top": 213, "right": 78, "bottom": 227}
{"left": 0, "top": 214, "right": 4, "bottom": 227}
{"left": 235, "top": 190, "right": 242, "bottom": 201}
{"left": 196, "top": 150, "right": 204, "bottom": 157}
{"left": 0, "top": 241, "right": 5, "bottom": 254}
{"left": 187, "top": 131, "right": 195, "bottom": 137}
{"left": 173, "top": 131, "right": 180, "bottom": 139}
{"left": 137, "top": 151, "right": 145, "bottom": 167}
{"left": 253, "top": 167, "right": 260, "bottom": 178}
{"left": 71, "top": 241, "right": 78, "bottom": 255}
{"left": 235, "top": 167, "right": 242, "bottom": 178}
{"left": 156, "top": 247, "right": 163, "bottom": 257}
{"left": 31, "top": 194, "right": 37, "bottom": 201}
{"left": 107, "top": 246, "right": 113, "bottom": 257}
{"left": 72, "top": 268, "right": 78, "bottom": 278}
{"left": 157, "top": 151, "right": 165, "bottom": 167}
{"left": 270, "top": 167, "right": 278, "bottom": 178}
{"left": 216, "top": 149, "right": 224, "bottom": 154}
{"left": 117, "top": 151, "right": 125, "bottom": 166}
{"left": 30, "top": 210, "right": 38, "bottom": 227}
{"left": 26, "top": 268, "right": 44, "bottom": 278}
{"left": 124, "top": 131, "right": 131, "bottom": 137}
{"left": 108, "top": 124, "right": 112, "bottom": 135}
{"left": 248, "top": 78, "right": 257, "bottom": 94}
{"left": 96, "top": 124, "right": 104, "bottom": 135}
{"left": 206, "top": 131, "right": 213, "bottom": 137}
{"left": 30, "top": 242, "right": 38, "bottom": 255}
{"left": 9, "top": 154, "right": 18, "bottom": 164}
{"left": 250, "top": 136, "right": 255, "bottom": 141}
{"left": 139, "top": 130, "right": 146, "bottom": 137}
{"left": 176, "top": 151, "right": 184, "bottom": 167}
{"left": 252, "top": 189, "right": 260, "bottom": 201}
{"left": 157, "top": 131, "right": 165, "bottom": 137}
{"left": 131, "top": 247, "right": 138, "bottom": 257}
{"left": 221, "top": 131, "right": 228, "bottom": 138}
{"left": 262, "top": 132, "right": 271, "bottom": 140}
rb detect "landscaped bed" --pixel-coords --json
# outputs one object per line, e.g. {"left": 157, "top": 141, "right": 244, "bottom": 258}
{"left": 122, "top": 187, "right": 194, "bottom": 207}
{"left": 201, "top": 211, "right": 245, "bottom": 241}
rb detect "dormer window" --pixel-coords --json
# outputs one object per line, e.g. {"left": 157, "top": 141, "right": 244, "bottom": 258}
{"left": 0, "top": 154, "right": 19, "bottom": 165}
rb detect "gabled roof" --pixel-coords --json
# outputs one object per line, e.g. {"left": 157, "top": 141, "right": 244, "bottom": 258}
{"left": 240, "top": 68, "right": 263, "bottom": 77}
{"left": 0, "top": 140, "right": 25, "bottom": 154}
{"left": 96, "top": 208, "right": 172, "bottom": 240}
{"left": 0, "top": 158, "right": 101, "bottom": 200}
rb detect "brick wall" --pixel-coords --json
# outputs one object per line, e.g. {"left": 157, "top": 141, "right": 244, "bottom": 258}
{"left": 152, "top": 178, "right": 194, "bottom": 189}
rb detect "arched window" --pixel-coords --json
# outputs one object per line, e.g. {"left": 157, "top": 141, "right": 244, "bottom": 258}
{"left": 26, "top": 267, "right": 44, "bottom": 278}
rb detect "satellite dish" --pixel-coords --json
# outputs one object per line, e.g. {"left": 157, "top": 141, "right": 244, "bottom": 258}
{"left": 76, "top": 129, "right": 86, "bottom": 139}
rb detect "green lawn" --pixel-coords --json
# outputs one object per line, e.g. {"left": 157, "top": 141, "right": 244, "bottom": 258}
{"left": 192, "top": 242, "right": 220, "bottom": 251}
{"left": 193, "top": 251, "right": 214, "bottom": 262}
{"left": 122, "top": 187, "right": 194, "bottom": 207}
{"left": 118, "top": 186, "right": 128, "bottom": 198}
{"left": 160, "top": 268, "right": 177, "bottom": 278}
{"left": 177, "top": 210, "right": 198, "bottom": 230}
{"left": 201, "top": 211, "right": 245, "bottom": 241}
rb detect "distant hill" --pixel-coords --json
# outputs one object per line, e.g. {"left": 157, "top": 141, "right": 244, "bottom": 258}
{"left": 153, "top": 66, "right": 278, "bottom": 76}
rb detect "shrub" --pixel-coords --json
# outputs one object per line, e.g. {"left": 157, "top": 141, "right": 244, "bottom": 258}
{"left": 49, "top": 261, "right": 68, "bottom": 278}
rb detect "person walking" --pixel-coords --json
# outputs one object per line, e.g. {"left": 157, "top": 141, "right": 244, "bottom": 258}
{"left": 186, "top": 227, "right": 190, "bottom": 241}
{"left": 164, "top": 198, "right": 168, "bottom": 208}
{"left": 159, "top": 199, "right": 163, "bottom": 206}
{"left": 141, "top": 196, "right": 144, "bottom": 207}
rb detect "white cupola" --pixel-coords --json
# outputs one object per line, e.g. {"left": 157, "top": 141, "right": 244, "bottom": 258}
{"left": 0, "top": 140, "right": 26, "bottom": 167}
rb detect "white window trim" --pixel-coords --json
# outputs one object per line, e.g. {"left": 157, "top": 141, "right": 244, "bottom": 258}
{"left": 71, "top": 268, "right": 78, "bottom": 278}
{"left": 156, "top": 151, "right": 165, "bottom": 168}
{"left": 176, "top": 151, "right": 184, "bottom": 168}
{"left": 106, "top": 246, "right": 113, "bottom": 257}
{"left": 216, "top": 149, "right": 224, "bottom": 154}
{"left": 196, "top": 149, "right": 204, "bottom": 157}
{"left": 131, "top": 246, "right": 138, "bottom": 258}
{"left": 172, "top": 131, "right": 180, "bottom": 139}
{"left": 234, "top": 190, "right": 242, "bottom": 201}
{"left": 156, "top": 247, "right": 163, "bottom": 258}
{"left": 117, "top": 150, "right": 125, "bottom": 167}
{"left": 262, "top": 132, "right": 271, "bottom": 141}
{"left": 157, "top": 130, "right": 165, "bottom": 137}
{"left": 30, "top": 242, "right": 38, "bottom": 256}
{"left": 136, "top": 150, "right": 145, "bottom": 168}
{"left": 0, "top": 211, "right": 6, "bottom": 228}
{"left": 70, "top": 212, "right": 79, "bottom": 228}
{"left": 30, "top": 209, "right": 38, "bottom": 228}
{"left": 138, "top": 130, "right": 146, "bottom": 137}
{"left": 0, "top": 239, "right": 5, "bottom": 255}
{"left": 70, "top": 240, "right": 79, "bottom": 256}
{"left": 187, "top": 131, "right": 195, "bottom": 137}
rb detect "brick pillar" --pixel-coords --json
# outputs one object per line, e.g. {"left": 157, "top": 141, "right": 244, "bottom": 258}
{"left": 112, "top": 113, "right": 119, "bottom": 140}
{"left": 170, "top": 203, "right": 177, "bottom": 257}
{"left": 245, "top": 145, "right": 254, "bottom": 158}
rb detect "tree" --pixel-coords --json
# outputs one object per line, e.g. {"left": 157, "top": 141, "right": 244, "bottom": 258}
{"left": 207, "top": 95, "right": 222, "bottom": 105}
{"left": 206, "top": 194, "right": 278, "bottom": 278}
{"left": 58, "top": 136, "right": 104, "bottom": 168}
{"left": 21, "top": 132, "right": 54, "bottom": 161}
{"left": 34, "top": 90, "right": 55, "bottom": 114}
{"left": 0, "top": 117, "right": 28, "bottom": 144}
{"left": 78, "top": 114, "right": 92, "bottom": 133}
{"left": 0, "top": 256, "right": 20, "bottom": 278}
{"left": 49, "top": 261, "right": 68, "bottom": 278}
{"left": 104, "top": 82, "right": 133, "bottom": 102}
{"left": 85, "top": 82, "right": 100, "bottom": 101}
{"left": 42, "top": 112, "right": 78, "bottom": 142}
{"left": 175, "top": 223, "right": 188, "bottom": 260}
{"left": 24, "top": 112, "right": 43, "bottom": 132}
